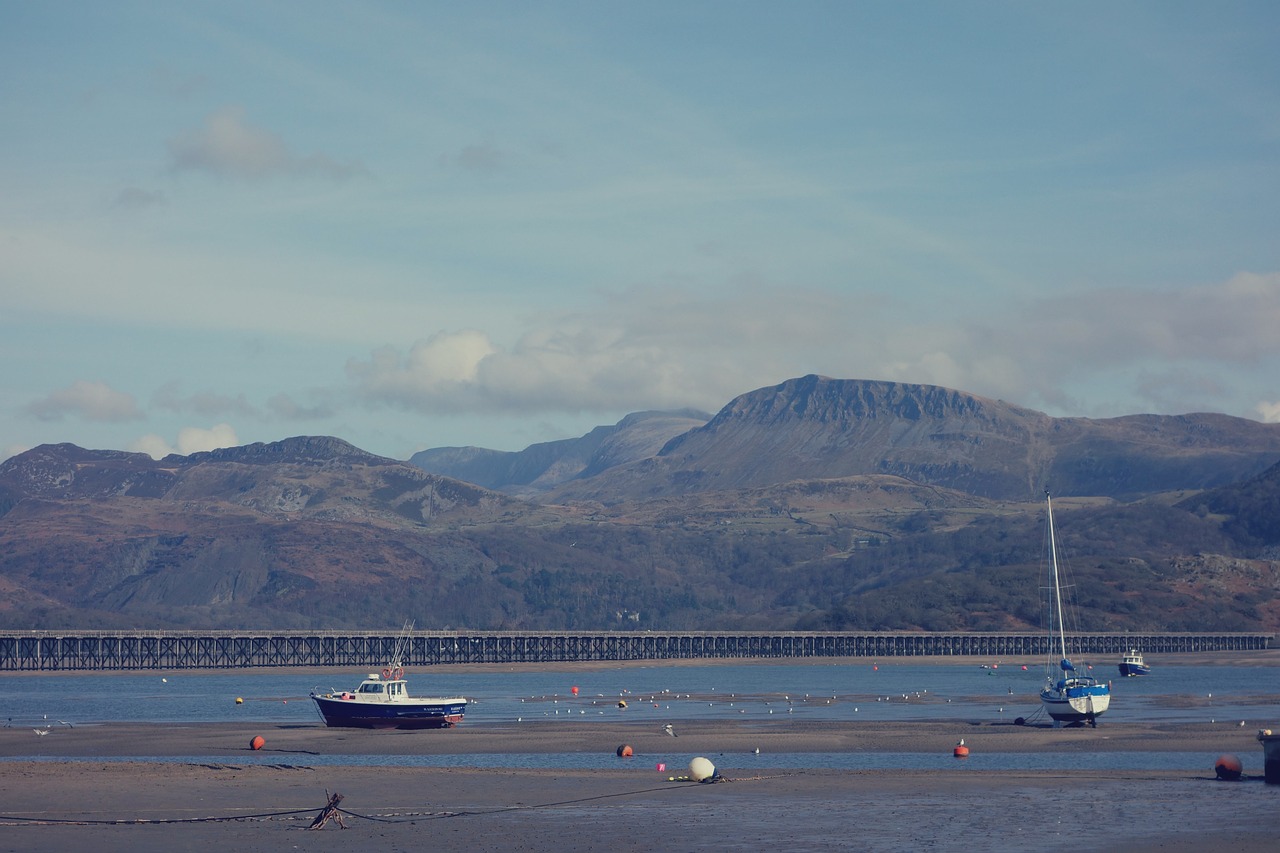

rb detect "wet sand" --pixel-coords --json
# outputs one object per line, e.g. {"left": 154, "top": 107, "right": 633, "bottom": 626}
{"left": 2, "top": 718, "right": 1277, "bottom": 852}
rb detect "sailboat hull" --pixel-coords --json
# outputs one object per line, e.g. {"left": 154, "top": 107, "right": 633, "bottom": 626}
{"left": 1040, "top": 682, "right": 1110, "bottom": 724}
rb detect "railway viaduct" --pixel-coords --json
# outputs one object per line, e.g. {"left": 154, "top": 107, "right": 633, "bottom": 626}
{"left": 1, "top": 629, "right": 1272, "bottom": 672}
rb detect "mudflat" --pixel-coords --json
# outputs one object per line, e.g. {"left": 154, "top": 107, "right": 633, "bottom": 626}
{"left": 2, "top": 718, "right": 1276, "bottom": 853}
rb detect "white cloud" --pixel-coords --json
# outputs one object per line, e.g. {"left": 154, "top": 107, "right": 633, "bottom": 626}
{"left": 347, "top": 330, "right": 498, "bottom": 411}
{"left": 167, "top": 106, "right": 365, "bottom": 181}
{"left": 1257, "top": 401, "right": 1280, "bottom": 423}
{"left": 345, "top": 286, "right": 862, "bottom": 415}
{"left": 129, "top": 434, "right": 176, "bottom": 460}
{"left": 26, "top": 381, "right": 143, "bottom": 423}
{"left": 129, "top": 424, "right": 239, "bottom": 459}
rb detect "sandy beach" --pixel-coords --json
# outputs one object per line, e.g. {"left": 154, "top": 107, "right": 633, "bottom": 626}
{"left": 2, "top": 717, "right": 1277, "bottom": 853}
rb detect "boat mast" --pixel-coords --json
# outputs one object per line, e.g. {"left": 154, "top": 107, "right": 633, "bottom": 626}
{"left": 1046, "top": 491, "right": 1069, "bottom": 665}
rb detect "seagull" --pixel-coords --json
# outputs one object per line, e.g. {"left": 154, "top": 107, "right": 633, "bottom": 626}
{"left": 33, "top": 728, "right": 50, "bottom": 736}
{"left": 662, "top": 724, "right": 677, "bottom": 737}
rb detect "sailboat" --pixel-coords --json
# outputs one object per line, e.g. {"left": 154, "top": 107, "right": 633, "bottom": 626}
{"left": 1039, "top": 492, "right": 1110, "bottom": 726}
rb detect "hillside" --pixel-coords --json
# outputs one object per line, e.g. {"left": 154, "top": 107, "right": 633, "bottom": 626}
{"left": 2, "top": 378, "right": 1279, "bottom": 633}
{"left": 410, "top": 409, "right": 709, "bottom": 495}
{"left": 527, "top": 377, "right": 1280, "bottom": 502}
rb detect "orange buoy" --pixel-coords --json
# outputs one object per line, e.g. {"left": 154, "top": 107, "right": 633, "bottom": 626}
{"left": 250, "top": 735, "right": 265, "bottom": 751}
{"left": 1214, "top": 754, "right": 1243, "bottom": 780}
{"left": 616, "top": 744, "right": 633, "bottom": 757}
{"left": 571, "top": 686, "right": 579, "bottom": 695}
{"left": 953, "top": 739, "right": 969, "bottom": 758}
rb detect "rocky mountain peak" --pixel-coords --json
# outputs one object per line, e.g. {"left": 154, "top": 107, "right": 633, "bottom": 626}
{"left": 704, "top": 375, "right": 1034, "bottom": 428}
{"left": 174, "top": 436, "right": 391, "bottom": 467}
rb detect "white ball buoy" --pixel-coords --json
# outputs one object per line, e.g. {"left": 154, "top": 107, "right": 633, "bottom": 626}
{"left": 689, "top": 756, "right": 717, "bottom": 782}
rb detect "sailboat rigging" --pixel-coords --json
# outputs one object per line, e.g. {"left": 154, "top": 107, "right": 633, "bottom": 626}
{"left": 1039, "top": 491, "right": 1110, "bottom": 726}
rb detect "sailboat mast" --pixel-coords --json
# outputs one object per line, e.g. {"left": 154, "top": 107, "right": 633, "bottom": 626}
{"left": 1046, "top": 492, "right": 1068, "bottom": 662}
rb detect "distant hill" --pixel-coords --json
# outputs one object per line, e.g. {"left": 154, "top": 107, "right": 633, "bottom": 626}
{"left": 430, "top": 376, "right": 1280, "bottom": 503}
{"left": 2, "top": 378, "right": 1279, "bottom": 633}
{"left": 410, "top": 409, "right": 710, "bottom": 495}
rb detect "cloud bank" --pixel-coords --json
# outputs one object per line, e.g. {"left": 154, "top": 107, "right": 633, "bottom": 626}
{"left": 343, "top": 272, "right": 1280, "bottom": 422}
{"left": 26, "top": 381, "right": 143, "bottom": 423}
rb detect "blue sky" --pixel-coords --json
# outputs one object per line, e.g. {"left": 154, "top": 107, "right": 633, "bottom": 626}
{"left": 3, "top": 1, "right": 1279, "bottom": 462}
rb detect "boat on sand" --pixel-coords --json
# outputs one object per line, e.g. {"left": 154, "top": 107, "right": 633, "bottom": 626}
{"left": 1039, "top": 492, "right": 1111, "bottom": 727}
{"left": 310, "top": 624, "right": 466, "bottom": 729}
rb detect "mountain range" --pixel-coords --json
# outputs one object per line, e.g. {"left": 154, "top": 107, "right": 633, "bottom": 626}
{"left": 3, "top": 375, "right": 1278, "bottom": 632}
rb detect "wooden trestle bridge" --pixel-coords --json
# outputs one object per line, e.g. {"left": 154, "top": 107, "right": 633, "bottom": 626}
{"left": 0, "top": 629, "right": 1272, "bottom": 672}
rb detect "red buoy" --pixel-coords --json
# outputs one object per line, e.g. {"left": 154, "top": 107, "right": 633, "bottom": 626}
{"left": 953, "top": 739, "right": 969, "bottom": 758}
{"left": 1214, "top": 754, "right": 1243, "bottom": 781}
{"left": 250, "top": 735, "right": 265, "bottom": 751}
{"left": 616, "top": 744, "right": 633, "bottom": 757}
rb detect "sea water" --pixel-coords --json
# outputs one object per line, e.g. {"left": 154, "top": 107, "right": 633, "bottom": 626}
{"left": 3, "top": 660, "right": 1275, "bottom": 772}
{"left": 2, "top": 661, "right": 1273, "bottom": 726}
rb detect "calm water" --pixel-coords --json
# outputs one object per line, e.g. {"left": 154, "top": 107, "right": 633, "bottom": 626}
{"left": 4, "top": 660, "right": 1276, "bottom": 773}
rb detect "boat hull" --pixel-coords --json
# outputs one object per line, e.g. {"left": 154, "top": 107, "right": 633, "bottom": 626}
{"left": 1118, "top": 662, "right": 1151, "bottom": 677}
{"left": 1041, "top": 683, "right": 1110, "bottom": 724}
{"left": 312, "top": 695, "right": 466, "bottom": 730}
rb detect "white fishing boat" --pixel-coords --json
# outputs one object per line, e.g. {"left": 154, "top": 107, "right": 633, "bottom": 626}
{"left": 1118, "top": 649, "right": 1151, "bottom": 677}
{"left": 1040, "top": 492, "right": 1110, "bottom": 726}
{"left": 310, "top": 622, "right": 467, "bottom": 730}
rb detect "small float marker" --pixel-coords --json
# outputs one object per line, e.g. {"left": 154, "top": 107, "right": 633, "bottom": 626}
{"left": 953, "top": 739, "right": 970, "bottom": 758}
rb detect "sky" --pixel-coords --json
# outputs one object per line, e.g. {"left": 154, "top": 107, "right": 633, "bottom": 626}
{"left": 3, "top": 1, "right": 1280, "bottom": 463}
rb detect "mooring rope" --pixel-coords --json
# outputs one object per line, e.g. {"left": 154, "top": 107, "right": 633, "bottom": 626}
{"left": 0, "top": 771, "right": 799, "bottom": 828}
{"left": 336, "top": 771, "right": 797, "bottom": 824}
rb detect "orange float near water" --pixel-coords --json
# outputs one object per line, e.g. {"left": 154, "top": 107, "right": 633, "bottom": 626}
{"left": 250, "top": 735, "right": 265, "bottom": 751}
{"left": 1214, "top": 754, "right": 1243, "bottom": 780}
{"left": 953, "top": 739, "right": 969, "bottom": 758}
{"left": 616, "top": 744, "right": 633, "bottom": 757}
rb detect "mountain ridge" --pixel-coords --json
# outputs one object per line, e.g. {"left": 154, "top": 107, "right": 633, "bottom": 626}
{"left": 444, "top": 376, "right": 1279, "bottom": 503}
{"left": 3, "top": 376, "right": 1278, "bottom": 632}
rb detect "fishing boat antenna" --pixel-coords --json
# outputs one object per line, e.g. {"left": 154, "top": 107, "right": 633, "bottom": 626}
{"left": 391, "top": 620, "right": 415, "bottom": 671}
